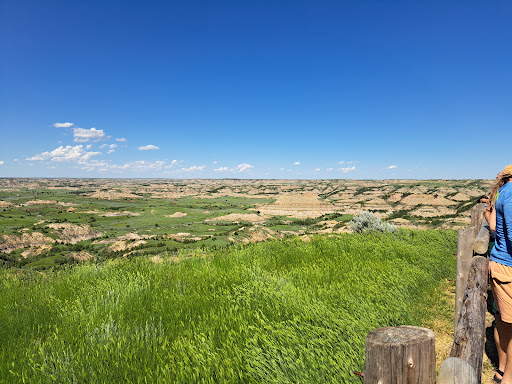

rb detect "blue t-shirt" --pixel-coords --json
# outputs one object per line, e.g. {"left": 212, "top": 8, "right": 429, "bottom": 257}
{"left": 490, "top": 182, "right": 512, "bottom": 267}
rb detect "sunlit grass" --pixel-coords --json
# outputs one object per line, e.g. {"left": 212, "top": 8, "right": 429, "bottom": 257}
{"left": 0, "top": 229, "right": 456, "bottom": 383}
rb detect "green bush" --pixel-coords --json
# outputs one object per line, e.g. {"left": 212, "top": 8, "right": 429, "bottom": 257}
{"left": 349, "top": 211, "right": 397, "bottom": 233}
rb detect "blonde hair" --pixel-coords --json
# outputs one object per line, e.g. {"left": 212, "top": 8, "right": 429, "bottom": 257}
{"left": 489, "top": 173, "right": 511, "bottom": 205}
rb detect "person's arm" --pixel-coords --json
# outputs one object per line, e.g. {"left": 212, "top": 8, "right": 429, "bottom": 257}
{"left": 489, "top": 204, "right": 496, "bottom": 232}
{"left": 485, "top": 203, "right": 493, "bottom": 227}
{"left": 504, "top": 194, "right": 512, "bottom": 249}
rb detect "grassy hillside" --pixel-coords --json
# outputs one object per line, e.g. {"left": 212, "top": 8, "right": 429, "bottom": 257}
{"left": 0, "top": 229, "right": 456, "bottom": 383}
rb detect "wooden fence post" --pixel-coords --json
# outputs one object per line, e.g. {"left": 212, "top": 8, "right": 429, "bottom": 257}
{"left": 437, "top": 357, "right": 478, "bottom": 384}
{"left": 364, "top": 326, "right": 435, "bottom": 384}
{"left": 471, "top": 203, "right": 487, "bottom": 236}
{"left": 450, "top": 255, "right": 489, "bottom": 383}
{"left": 454, "top": 227, "right": 475, "bottom": 328}
{"left": 473, "top": 217, "right": 490, "bottom": 255}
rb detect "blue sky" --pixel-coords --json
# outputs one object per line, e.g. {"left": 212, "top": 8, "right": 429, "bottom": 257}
{"left": 1, "top": 0, "right": 511, "bottom": 179}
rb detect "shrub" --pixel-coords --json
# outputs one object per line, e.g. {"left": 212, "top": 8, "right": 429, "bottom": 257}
{"left": 349, "top": 211, "right": 397, "bottom": 233}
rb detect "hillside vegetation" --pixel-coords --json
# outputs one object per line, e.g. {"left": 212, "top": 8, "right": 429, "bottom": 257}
{"left": 0, "top": 178, "right": 488, "bottom": 268}
{"left": 0, "top": 229, "right": 456, "bottom": 383}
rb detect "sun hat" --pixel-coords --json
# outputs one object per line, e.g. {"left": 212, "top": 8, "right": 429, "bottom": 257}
{"left": 503, "top": 164, "right": 512, "bottom": 178}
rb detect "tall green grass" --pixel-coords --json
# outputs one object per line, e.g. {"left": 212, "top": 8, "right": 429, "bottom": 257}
{"left": 0, "top": 229, "right": 456, "bottom": 383}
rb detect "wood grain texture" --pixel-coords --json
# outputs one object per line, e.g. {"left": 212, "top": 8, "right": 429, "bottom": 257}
{"left": 437, "top": 357, "right": 478, "bottom": 384}
{"left": 450, "top": 256, "right": 488, "bottom": 383}
{"left": 471, "top": 203, "right": 487, "bottom": 236}
{"left": 455, "top": 227, "right": 476, "bottom": 328}
{"left": 473, "top": 217, "right": 490, "bottom": 255}
{"left": 364, "top": 326, "right": 435, "bottom": 384}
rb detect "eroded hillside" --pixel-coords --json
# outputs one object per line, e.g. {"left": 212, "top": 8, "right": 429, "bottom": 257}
{"left": 0, "top": 178, "right": 491, "bottom": 268}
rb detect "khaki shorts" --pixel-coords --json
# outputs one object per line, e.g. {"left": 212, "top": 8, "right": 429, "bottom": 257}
{"left": 490, "top": 261, "right": 512, "bottom": 323}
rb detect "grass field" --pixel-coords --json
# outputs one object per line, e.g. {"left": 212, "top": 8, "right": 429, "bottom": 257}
{"left": 0, "top": 229, "right": 457, "bottom": 383}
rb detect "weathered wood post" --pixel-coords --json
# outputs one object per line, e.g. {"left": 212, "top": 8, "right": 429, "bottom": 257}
{"left": 437, "top": 357, "right": 478, "bottom": 384}
{"left": 454, "top": 227, "right": 476, "bottom": 327}
{"left": 471, "top": 203, "right": 487, "bottom": 236}
{"left": 473, "top": 217, "right": 491, "bottom": 255}
{"left": 449, "top": 255, "right": 489, "bottom": 383}
{"left": 364, "top": 326, "right": 435, "bottom": 384}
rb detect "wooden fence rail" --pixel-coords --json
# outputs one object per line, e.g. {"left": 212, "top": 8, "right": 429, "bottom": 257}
{"left": 362, "top": 203, "right": 490, "bottom": 383}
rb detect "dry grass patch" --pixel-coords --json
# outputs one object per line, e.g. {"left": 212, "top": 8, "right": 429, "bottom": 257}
{"left": 1, "top": 232, "right": 55, "bottom": 254}
{"left": 47, "top": 223, "right": 102, "bottom": 244}
{"left": 401, "top": 194, "right": 454, "bottom": 206}
{"left": 100, "top": 211, "right": 140, "bottom": 217}
{"left": 108, "top": 240, "right": 147, "bottom": 252}
{"left": 165, "top": 212, "right": 188, "bottom": 218}
{"left": 68, "top": 251, "right": 95, "bottom": 262}
{"left": 206, "top": 213, "right": 266, "bottom": 223}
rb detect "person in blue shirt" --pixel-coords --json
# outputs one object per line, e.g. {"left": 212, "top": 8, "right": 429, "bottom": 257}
{"left": 490, "top": 164, "right": 512, "bottom": 384}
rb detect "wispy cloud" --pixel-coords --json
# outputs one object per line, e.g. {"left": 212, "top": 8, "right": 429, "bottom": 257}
{"left": 180, "top": 165, "right": 205, "bottom": 172}
{"left": 26, "top": 145, "right": 101, "bottom": 163}
{"left": 115, "top": 138, "right": 127, "bottom": 142}
{"left": 73, "top": 127, "right": 105, "bottom": 142}
{"left": 236, "top": 163, "right": 254, "bottom": 172}
{"left": 294, "top": 161, "right": 301, "bottom": 165}
{"left": 211, "top": 163, "right": 254, "bottom": 173}
{"left": 126, "top": 160, "right": 165, "bottom": 170}
{"left": 338, "top": 161, "right": 345, "bottom": 164}
{"left": 100, "top": 144, "right": 117, "bottom": 150}
{"left": 53, "top": 122, "right": 73, "bottom": 128}
{"left": 164, "top": 160, "right": 181, "bottom": 169}
{"left": 0, "top": 161, "right": 4, "bottom": 166}
{"left": 138, "top": 144, "right": 159, "bottom": 151}
{"left": 314, "top": 168, "right": 320, "bottom": 172}
{"left": 388, "top": 165, "right": 397, "bottom": 169}
{"left": 339, "top": 166, "right": 356, "bottom": 173}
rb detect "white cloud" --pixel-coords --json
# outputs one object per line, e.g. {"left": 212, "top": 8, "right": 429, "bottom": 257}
{"left": 80, "top": 160, "right": 109, "bottom": 170}
{"left": 212, "top": 161, "right": 218, "bottom": 165}
{"left": 164, "top": 160, "right": 181, "bottom": 169}
{"left": 338, "top": 161, "right": 345, "bottom": 164}
{"left": 130, "top": 160, "right": 165, "bottom": 170}
{"left": 115, "top": 138, "right": 127, "bottom": 142}
{"left": 388, "top": 165, "right": 398, "bottom": 169}
{"left": 100, "top": 144, "right": 117, "bottom": 150}
{"left": 26, "top": 155, "right": 46, "bottom": 161}
{"left": 314, "top": 168, "right": 320, "bottom": 172}
{"left": 53, "top": 122, "right": 73, "bottom": 128}
{"left": 236, "top": 163, "right": 254, "bottom": 173}
{"left": 180, "top": 166, "right": 205, "bottom": 172}
{"left": 280, "top": 168, "right": 285, "bottom": 171}
{"left": 326, "top": 168, "right": 334, "bottom": 171}
{"left": 107, "top": 150, "right": 115, "bottom": 154}
{"left": 26, "top": 145, "right": 101, "bottom": 163}
{"left": 294, "top": 161, "right": 301, "bottom": 165}
{"left": 0, "top": 161, "right": 4, "bottom": 165}
{"left": 339, "top": 166, "right": 356, "bottom": 173}
{"left": 73, "top": 127, "right": 105, "bottom": 142}
{"left": 214, "top": 167, "right": 229, "bottom": 172}
{"left": 85, "top": 144, "right": 92, "bottom": 150}
{"left": 138, "top": 144, "right": 159, "bottom": 151}
{"left": 104, "top": 160, "right": 166, "bottom": 172}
